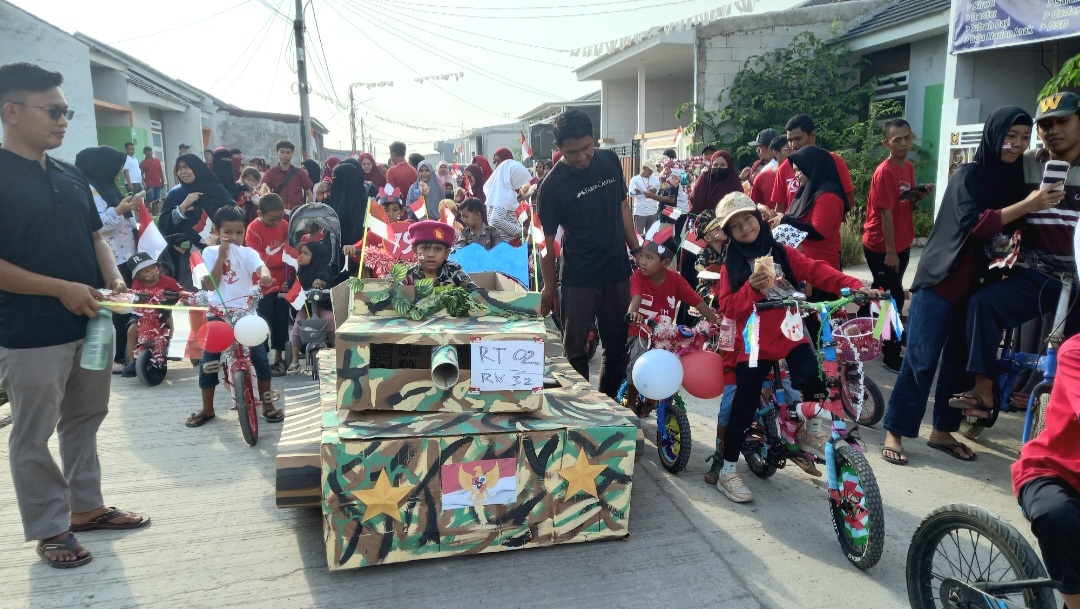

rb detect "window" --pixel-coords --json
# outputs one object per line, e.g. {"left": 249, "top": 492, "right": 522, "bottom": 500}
{"left": 872, "top": 71, "right": 909, "bottom": 122}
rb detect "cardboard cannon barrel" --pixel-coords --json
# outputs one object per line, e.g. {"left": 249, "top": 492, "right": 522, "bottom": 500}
{"left": 430, "top": 345, "right": 460, "bottom": 390}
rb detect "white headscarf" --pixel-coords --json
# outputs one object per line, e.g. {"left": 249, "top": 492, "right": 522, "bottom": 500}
{"left": 484, "top": 159, "right": 532, "bottom": 213}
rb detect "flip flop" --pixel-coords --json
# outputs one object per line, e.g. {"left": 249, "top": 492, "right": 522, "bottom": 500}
{"left": 927, "top": 440, "right": 977, "bottom": 461}
{"left": 70, "top": 507, "right": 151, "bottom": 532}
{"left": 37, "top": 532, "right": 92, "bottom": 569}
{"left": 263, "top": 409, "right": 285, "bottom": 423}
{"left": 881, "top": 445, "right": 908, "bottom": 465}
{"left": 185, "top": 412, "right": 215, "bottom": 428}
{"left": 948, "top": 390, "right": 990, "bottom": 411}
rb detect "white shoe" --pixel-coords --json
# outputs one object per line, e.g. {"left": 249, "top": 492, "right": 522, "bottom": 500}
{"left": 717, "top": 472, "right": 754, "bottom": 503}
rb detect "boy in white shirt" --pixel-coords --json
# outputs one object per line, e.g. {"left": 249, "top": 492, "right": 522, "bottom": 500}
{"left": 186, "top": 206, "right": 284, "bottom": 428}
{"left": 629, "top": 162, "right": 661, "bottom": 233}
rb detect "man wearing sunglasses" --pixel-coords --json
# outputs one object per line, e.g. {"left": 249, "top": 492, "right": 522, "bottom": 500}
{"left": 0, "top": 62, "right": 150, "bottom": 569}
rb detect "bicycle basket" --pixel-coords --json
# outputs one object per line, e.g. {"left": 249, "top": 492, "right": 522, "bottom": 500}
{"left": 834, "top": 317, "right": 881, "bottom": 362}
{"left": 297, "top": 318, "right": 329, "bottom": 344}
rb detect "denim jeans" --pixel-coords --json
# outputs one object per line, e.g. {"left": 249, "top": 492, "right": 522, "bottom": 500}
{"left": 882, "top": 289, "right": 967, "bottom": 437}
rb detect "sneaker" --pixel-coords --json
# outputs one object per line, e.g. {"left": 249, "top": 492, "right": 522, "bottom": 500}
{"left": 797, "top": 431, "right": 828, "bottom": 461}
{"left": 287, "top": 363, "right": 301, "bottom": 374}
{"left": 882, "top": 357, "right": 903, "bottom": 374}
{"left": 704, "top": 451, "right": 724, "bottom": 485}
{"left": 789, "top": 455, "right": 822, "bottom": 477}
{"left": 121, "top": 362, "right": 137, "bottom": 378}
{"left": 717, "top": 471, "right": 754, "bottom": 503}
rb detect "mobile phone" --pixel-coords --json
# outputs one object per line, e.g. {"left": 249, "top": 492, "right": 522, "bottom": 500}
{"left": 1042, "top": 160, "right": 1070, "bottom": 192}
{"left": 901, "top": 188, "right": 918, "bottom": 201}
{"left": 916, "top": 184, "right": 931, "bottom": 193}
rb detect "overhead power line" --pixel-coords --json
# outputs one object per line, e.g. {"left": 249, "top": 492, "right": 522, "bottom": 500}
{"left": 108, "top": 0, "right": 252, "bottom": 44}
{"left": 354, "top": 0, "right": 709, "bottom": 19}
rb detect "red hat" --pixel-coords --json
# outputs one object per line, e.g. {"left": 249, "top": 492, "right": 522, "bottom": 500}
{"left": 408, "top": 220, "right": 456, "bottom": 248}
{"left": 494, "top": 147, "right": 514, "bottom": 163}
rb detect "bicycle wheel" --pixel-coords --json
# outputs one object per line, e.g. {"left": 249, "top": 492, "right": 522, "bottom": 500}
{"left": 742, "top": 405, "right": 778, "bottom": 479}
{"left": 840, "top": 368, "right": 885, "bottom": 427}
{"left": 135, "top": 349, "right": 168, "bottom": 387}
{"left": 656, "top": 394, "right": 692, "bottom": 474}
{"left": 234, "top": 367, "right": 259, "bottom": 447}
{"left": 830, "top": 444, "right": 885, "bottom": 569}
{"left": 906, "top": 503, "right": 1056, "bottom": 609}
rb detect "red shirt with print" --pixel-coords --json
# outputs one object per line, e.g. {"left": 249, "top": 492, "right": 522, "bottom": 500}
{"left": 863, "top": 158, "right": 916, "bottom": 254}
{"left": 139, "top": 157, "right": 164, "bottom": 188}
{"left": 769, "top": 153, "right": 854, "bottom": 210}
{"left": 262, "top": 164, "right": 314, "bottom": 211}
{"left": 630, "top": 268, "right": 703, "bottom": 338}
{"left": 245, "top": 218, "right": 290, "bottom": 290}
{"left": 133, "top": 274, "right": 182, "bottom": 294}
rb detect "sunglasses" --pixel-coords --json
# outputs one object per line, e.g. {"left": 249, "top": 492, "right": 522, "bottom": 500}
{"left": 13, "top": 102, "right": 74, "bottom": 121}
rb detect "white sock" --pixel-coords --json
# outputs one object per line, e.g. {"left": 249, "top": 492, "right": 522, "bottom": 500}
{"left": 720, "top": 460, "right": 738, "bottom": 476}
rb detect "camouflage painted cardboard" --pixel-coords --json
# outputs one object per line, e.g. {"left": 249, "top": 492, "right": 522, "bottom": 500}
{"left": 335, "top": 314, "right": 547, "bottom": 413}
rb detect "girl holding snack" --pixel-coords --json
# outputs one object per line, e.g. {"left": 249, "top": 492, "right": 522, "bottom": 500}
{"left": 712, "top": 192, "right": 879, "bottom": 503}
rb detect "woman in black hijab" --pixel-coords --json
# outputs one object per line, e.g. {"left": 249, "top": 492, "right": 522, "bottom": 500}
{"left": 880, "top": 106, "right": 1041, "bottom": 465}
{"left": 211, "top": 147, "right": 239, "bottom": 200}
{"left": 777, "top": 145, "right": 848, "bottom": 270}
{"left": 302, "top": 159, "right": 321, "bottom": 190}
{"left": 327, "top": 161, "right": 371, "bottom": 283}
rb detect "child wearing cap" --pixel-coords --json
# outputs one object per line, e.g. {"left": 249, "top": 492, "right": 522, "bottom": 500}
{"left": 405, "top": 220, "right": 481, "bottom": 293}
{"left": 122, "top": 253, "right": 184, "bottom": 377}
{"left": 624, "top": 226, "right": 719, "bottom": 413}
{"left": 710, "top": 192, "right": 878, "bottom": 503}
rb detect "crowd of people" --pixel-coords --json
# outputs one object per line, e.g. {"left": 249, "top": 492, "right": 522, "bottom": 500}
{"left": 1, "top": 59, "right": 1078, "bottom": 607}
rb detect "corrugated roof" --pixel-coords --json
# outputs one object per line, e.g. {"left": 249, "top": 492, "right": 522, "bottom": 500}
{"left": 841, "top": 0, "right": 950, "bottom": 40}
{"left": 796, "top": 0, "right": 852, "bottom": 6}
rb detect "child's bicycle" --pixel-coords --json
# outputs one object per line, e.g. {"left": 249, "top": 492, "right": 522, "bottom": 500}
{"left": 129, "top": 289, "right": 195, "bottom": 386}
{"left": 280, "top": 288, "right": 333, "bottom": 380}
{"left": 616, "top": 317, "right": 715, "bottom": 474}
{"left": 830, "top": 306, "right": 887, "bottom": 427}
{"left": 200, "top": 289, "right": 265, "bottom": 447}
{"left": 905, "top": 503, "right": 1057, "bottom": 609}
{"left": 960, "top": 253, "right": 1076, "bottom": 443}
{"left": 751, "top": 289, "right": 891, "bottom": 569}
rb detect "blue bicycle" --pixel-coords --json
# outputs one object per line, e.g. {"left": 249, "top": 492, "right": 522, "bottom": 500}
{"left": 960, "top": 254, "right": 1075, "bottom": 443}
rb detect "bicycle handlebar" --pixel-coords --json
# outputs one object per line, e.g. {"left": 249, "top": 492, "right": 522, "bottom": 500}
{"left": 755, "top": 290, "right": 891, "bottom": 312}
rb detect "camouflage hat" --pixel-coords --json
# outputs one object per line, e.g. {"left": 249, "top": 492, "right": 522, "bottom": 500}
{"left": 695, "top": 209, "right": 723, "bottom": 239}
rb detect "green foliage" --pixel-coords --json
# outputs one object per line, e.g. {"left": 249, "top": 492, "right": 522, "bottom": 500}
{"left": 840, "top": 206, "right": 866, "bottom": 267}
{"left": 1039, "top": 53, "right": 1080, "bottom": 100}
{"left": 913, "top": 208, "right": 935, "bottom": 239}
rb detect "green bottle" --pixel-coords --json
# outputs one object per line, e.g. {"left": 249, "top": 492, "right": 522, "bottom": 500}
{"left": 79, "top": 308, "right": 114, "bottom": 371}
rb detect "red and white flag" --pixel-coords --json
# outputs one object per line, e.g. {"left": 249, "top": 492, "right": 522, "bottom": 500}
{"left": 137, "top": 199, "right": 167, "bottom": 260}
{"left": 673, "top": 126, "right": 683, "bottom": 145}
{"left": 367, "top": 198, "right": 394, "bottom": 241}
{"left": 193, "top": 210, "right": 213, "bottom": 244}
{"left": 282, "top": 244, "right": 300, "bottom": 270}
{"left": 284, "top": 281, "right": 306, "bottom": 311}
{"left": 516, "top": 200, "right": 531, "bottom": 224}
{"left": 681, "top": 233, "right": 706, "bottom": 256}
{"left": 520, "top": 131, "right": 533, "bottom": 159}
{"left": 440, "top": 205, "right": 455, "bottom": 226}
{"left": 661, "top": 207, "right": 683, "bottom": 221}
{"left": 529, "top": 215, "right": 561, "bottom": 258}
{"left": 190, "top": 249, "right": 210, "bottom": 287}
{"left": 410, "top": 197, "right": 428, "bottom": 220}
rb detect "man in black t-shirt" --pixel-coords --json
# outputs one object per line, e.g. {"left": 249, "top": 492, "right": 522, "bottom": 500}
{"left": 0, "top": 63, "right": 149, "bottom": 569}
{"left": 537, "top": 110, "right": 639, "bottom": 398}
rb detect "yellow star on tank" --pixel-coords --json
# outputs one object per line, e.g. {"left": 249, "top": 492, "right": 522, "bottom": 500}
{"left": 355, "top": 470, "right": 414, "bottom": 523}
{"left": 557, "top": 449, "right": 607, "bottom": 499}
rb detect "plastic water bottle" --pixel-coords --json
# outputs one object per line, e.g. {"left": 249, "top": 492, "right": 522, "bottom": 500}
{"left": 79, "top": 308, "right": 113, "bottom": 371}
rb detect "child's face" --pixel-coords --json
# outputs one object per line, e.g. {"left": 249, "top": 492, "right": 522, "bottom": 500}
{"left": 214, "top": 220, "right": 246, "bottom": 245}
{"left": 460, "top": 208, "right": 479, "bottom": 227}
{"left": 882, "top": 125, "right": 914, "bottom": 160}
{"left": 386, "top": 202, "right": 404, "bottom": 221}
{"left": 298, "top": 245, "right": 312, "bottom": 266}
{"left": 419, "top": 167, "right": 432, "bottom": 181}
{"left": 703, "top": 227, "right": 727, "bottom": 247}
{"left": 260, "top": 209, "right": 285, "bottom": 228}
{"left": 243, "top": 177, "right": 259, "bottom": 191}
{"left": 636, "top": 249, "right": 666, "bottom": 275}
{"left": 136, "top": 263, "right": 161, "bottom": 285}
{"left": 726, "top": 211, "right": 760, "bottom": 244}
{"left": 416, "top": 242, "right": 449, "bottom": 273}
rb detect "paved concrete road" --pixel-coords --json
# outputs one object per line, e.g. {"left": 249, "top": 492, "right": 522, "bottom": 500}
{"left": 0, "top": 262, "right": 1047, "bottom": 608}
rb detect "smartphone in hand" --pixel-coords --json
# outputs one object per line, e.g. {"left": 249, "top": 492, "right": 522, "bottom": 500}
{"left": 1042, "top": 159, "right": 1070, "bottom": 193}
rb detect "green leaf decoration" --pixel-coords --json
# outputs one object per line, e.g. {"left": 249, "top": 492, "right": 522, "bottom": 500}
{"left": 347, "top": 277, "right": 364, "bottom": 293}
{"left": 390, "top": 263, "right": 408, "bottom": 283}
{"left": 415, "top": 277, "right": 434, "bottom": 298}
{"left": 368, "top": 289, "right": 391, "bottom": 304}
{"left": 392, "top": 297, "right": 413, "bottom": 317}
{"left": 407, "top": 308, "right": 425, "bottom": 321}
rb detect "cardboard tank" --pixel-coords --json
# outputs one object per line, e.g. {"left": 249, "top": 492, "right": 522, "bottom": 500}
{"left": 276, "top": 272, "right": 642, "bottom": 570}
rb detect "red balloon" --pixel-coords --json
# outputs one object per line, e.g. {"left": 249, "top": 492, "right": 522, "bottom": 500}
{"left": 680, "top": 350, "right": 726, "bottom": 399}
{"left": 198, "top": 320, "right": 235, "bottom": 353}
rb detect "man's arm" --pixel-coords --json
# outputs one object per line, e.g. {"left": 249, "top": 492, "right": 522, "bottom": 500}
{"left": 539, "top": 237, "right": 558, "bottom": 316}
{"left": 124, "top": 168, "right": 133, "bottom": 190}
{"left": 881, "top": 209, "right": 899, "bottom": 271}
{"left": 622, "top": 197, "right": 638, "bottom": 250}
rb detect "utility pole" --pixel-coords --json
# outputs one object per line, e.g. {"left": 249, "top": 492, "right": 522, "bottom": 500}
{"left": 349, "top": 88, "right": 357, "bottom": 153}
{"left": 360, "top": 117, "right": 366, "bottom": 156}
{"left": 293, "top": 0, "right": 313, "bottom": 160}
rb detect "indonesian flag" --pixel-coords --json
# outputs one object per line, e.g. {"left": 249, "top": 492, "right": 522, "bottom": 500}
{"left": 529, "top": 215, "right": 560, "bottom": 258}
{"left": 367, "top": 198, "right": 393, "bottom": 241}
{"left": 410, "top": 197, "right": 428, "bottom": 219}
{"left": 137, "top": 199, "right": 167, "bottom": 260}
{"left": 661, "top": 207, "right": 684, "bottom": 221}
{"left": 284, "top": 281, "right": 306, "bottom": 311}
{"left": 681, "top": 233, "right": 706, "bottom": 256}
{"left": 463, "top": 173, "right": 473, "bottom": 197}
{"left": 516, "top": 200, "right": 531, "bottom": 224}
{"left": 190, "top": 249, "right": 210, "bottom": 287}
{"left": 282, "top": 244, "right": 300, "bottom": 270}
{"left": 520, "top": 131, "right": 533, "bottom": 159}
{"left": 673, "top": 126, "right": 683, "bottom": 145}
{"left": 193, "top": 210, "right": 213, "bottom": 244}
{"left": 440, "top": 205, "right": 456, "bottom": 226}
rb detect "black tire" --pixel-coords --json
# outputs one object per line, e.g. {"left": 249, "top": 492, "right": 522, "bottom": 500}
{"left": 656, "top": 394, "right": 692, "bottom": 474}
{"left": 1028, "top": 389, "right": 1050, "bottom": 443}
{"left": 135, "top": 349, "right": 168, "bottom": 387}
{"left": 905, "top": 503, "right": 1056, "bottom": 609}
{"left": 830, "top": 445, "right": 885, "bottom": 569}
{"left": 742, "top": 406, "right": 778, "bottom": 479}
{"left": 234, "top": 369, "right": 259, "bottom": 447}
{"left": 840, "top": 368, "right": 885, "bottom": 427}
{"left": 960, "top": 419, "right": 985, "bottom": 441}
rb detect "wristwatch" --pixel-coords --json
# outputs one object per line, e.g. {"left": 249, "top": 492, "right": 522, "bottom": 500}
{"left": 630, "top": 246, "right": 643, "bottom": 255}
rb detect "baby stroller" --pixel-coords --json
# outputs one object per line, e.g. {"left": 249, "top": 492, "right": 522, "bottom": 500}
{"left": 286, "top": 204, "right": 343, "bottom": 372}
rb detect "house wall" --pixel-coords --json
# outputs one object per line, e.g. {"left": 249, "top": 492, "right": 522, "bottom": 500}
{"left": 640, "top": 76, "right": 693, "bottom": 134}
{"left": 214, "top": 113, "right": 311, "bottom": 162}
{"left": 602, "top": 78, "right": 637, "bottom": 143}
{"left": 0, "top": 2, "right": 97, "bottom": 162}
{"left": 696, "top": 1, "right": 889, "bottom": 119}
{"left": 162, "top": 106, "right": 202, "bottom": 182}
{"left": 907, "top": 35, "right": 947, "bottom": 184}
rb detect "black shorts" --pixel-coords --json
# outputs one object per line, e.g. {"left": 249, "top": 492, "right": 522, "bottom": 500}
{"left": 1018, "top": 476, "right": 1080, "bottom": 595}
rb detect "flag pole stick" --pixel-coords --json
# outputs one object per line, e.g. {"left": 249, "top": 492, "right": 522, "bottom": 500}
{"left": 356, "top": 198, "right": 373, "bottom": 278}
{"left": 529, "top": 205, "right": 540, "bottom": 292}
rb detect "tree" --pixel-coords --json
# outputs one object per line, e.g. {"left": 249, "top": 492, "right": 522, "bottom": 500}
{"left": 1039, "top": 53, "right": 1080, "bottom": 99}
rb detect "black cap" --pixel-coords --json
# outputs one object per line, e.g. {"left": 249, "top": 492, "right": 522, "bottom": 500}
{"left": 749, "top": 128, "right": 779, "bottom": 147}
{"left": 1035, "top": 92, "right": 1080, "bottom": 121}
{"left": 127, "top": 252, "right": 156, "bottom": 275}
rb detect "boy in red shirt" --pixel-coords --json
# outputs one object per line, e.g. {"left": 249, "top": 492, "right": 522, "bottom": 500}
{"left": 245, "top": 194, "right": 291, "bottom": 375}
{"left": 122, "top": 253, "right": 183, "bottom": 377}
{"left": 862, "top": 118, "right": 933, "bottom": 372}
{"left": 624, "top": 226, "right": 719, "bottom": 412}
{"left": 138, "top": 146, "right": 165, "bottom": 204}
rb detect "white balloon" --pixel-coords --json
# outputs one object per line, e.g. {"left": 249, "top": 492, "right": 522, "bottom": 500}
{"left": 631, "top": 349, "right": 684, "bottom": 400}
{"left": 234, "top": 315, "right": 270, "bottom": 347}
